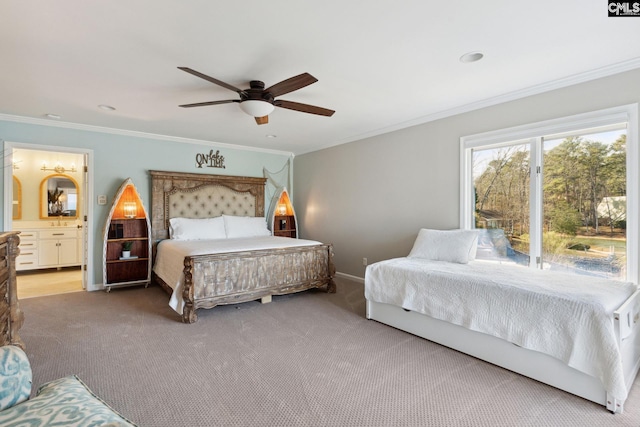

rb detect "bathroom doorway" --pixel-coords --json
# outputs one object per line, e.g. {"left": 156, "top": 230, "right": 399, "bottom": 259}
{"left": 4, "top": 142, "right": 93, "bottom": 299}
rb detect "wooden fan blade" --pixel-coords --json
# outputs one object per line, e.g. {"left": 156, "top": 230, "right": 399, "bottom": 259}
{"left": 255, "top": 116, "right": 269, "bottom": 125}
{"left": 274, "top": 100, "right": 335, "bottom": 116}
{"left": 179, "top": 100, "right": 239, "bottom": 108}
{"left": 178, "top": 67, "right": 246, "bottom": 95}
{"left": 265, "top": 73, "right": 318, "bottom": 98}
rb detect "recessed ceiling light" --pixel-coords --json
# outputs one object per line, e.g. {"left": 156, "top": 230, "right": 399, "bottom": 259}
{"left": 45, "top": 113, "right": 61, "bottom": 119}
{"left": 266, "top": 134, "right": 277, "bottom": 138}
{"left": 98, "top": 104, "right": 116, "bottom": 111}
{"left": 460, "top": 51, "right": 484, "bottom": 63}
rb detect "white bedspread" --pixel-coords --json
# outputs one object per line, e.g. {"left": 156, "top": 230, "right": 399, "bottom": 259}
{"left": 364, "top": 257, "right": 638, "bottom": 402}
{"left": 154, "top": 236, "right": 322, "bottom": 314}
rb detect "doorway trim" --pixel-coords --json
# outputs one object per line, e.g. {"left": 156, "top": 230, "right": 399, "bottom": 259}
{"left": 3, "top": 141, "right": 95, "bottom": 291}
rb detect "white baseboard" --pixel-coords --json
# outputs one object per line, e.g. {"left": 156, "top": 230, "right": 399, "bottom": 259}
{"left": 335, "top": 271, "right": 364, "bottom": 284}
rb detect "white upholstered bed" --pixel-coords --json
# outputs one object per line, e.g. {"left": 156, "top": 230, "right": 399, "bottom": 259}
{"left": 365, "top": 229, "right": 640, "bottom": 414}
{"left": 150, "top": 170, "right": 336, "bottom": 323}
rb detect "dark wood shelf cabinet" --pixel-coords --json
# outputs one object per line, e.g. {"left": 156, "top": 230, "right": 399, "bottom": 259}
{"left": 102, "top": 179, "right": 151, "bottom": 292}
{"left": 267, "top": 187, "right": 298, "bottom": 239}
{"left": 273, "top": 215, "right": 297, "bottom": 238}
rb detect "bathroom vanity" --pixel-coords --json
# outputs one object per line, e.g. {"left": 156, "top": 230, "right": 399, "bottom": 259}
{"left": 14, "top": 226, "right": 81, "bottom": 271}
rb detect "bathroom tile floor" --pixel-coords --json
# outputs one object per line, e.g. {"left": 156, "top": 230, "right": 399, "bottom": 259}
{"left": 17, "top": 267, "right": 83, "bottom": 299}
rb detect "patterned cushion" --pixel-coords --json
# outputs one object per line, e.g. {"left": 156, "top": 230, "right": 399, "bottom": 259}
{"left": 0, "top": 345, "right": 32, "bottom": 411}
{"left": 0, "top": 375, "right": 137, "bottom": 426}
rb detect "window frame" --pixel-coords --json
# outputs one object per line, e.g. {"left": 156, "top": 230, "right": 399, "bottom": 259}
{"left": 460, "top": 104, "right": 639, "bottom": 284}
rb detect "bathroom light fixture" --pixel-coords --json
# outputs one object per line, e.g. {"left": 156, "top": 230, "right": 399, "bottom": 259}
{"left": 41, "top": 162, "right": 77, "bottom": 173}
{"left": 238, "top": 100, "right": 274, "bottom": 118}
{"left": 98, "top": 104, "right": 116, "bottom": 111}
{"left": 460, "top": 51, "right": 484, "bottom": 63}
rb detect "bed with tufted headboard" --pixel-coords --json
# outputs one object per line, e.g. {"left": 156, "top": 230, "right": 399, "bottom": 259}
{"left": 150, "top": 170, "right": 336, "bottom": 323}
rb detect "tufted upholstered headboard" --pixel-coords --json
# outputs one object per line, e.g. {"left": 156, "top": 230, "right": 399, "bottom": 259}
{"left": 149, "top": 170, "right": 266, "bottom": 244}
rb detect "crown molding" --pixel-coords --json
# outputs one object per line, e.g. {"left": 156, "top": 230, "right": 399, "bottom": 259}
{"left": 0, "top": 113, "right": 294, "bottom": 157}
{"left": 299, "top": 57, "right": 640, "bottom": 155}
{"left": 3, "top": 57, "right": 639, "bottom": 158}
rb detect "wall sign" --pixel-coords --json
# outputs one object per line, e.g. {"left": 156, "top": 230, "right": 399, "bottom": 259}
{"left": 196, "top": 149, "right": 226, "bottom": 169}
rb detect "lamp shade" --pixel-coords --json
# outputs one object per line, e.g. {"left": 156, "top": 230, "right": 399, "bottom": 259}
{"left": 123, "top": 202, "right": 137, "bottom": 218}
{"left": 238, "top": 100, "right": 275, "bottom": 117}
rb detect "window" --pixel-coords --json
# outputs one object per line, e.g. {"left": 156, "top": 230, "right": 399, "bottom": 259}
{"left": 460, "top": 105, "right": 638, "bottom": 284}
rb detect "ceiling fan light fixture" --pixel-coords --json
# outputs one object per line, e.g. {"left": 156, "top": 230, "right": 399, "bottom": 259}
{"left": 178, "top": 68, "right": 334, "bottom": 125}
{"left": 239, "top": 100, "right": 275, "bottom": 117}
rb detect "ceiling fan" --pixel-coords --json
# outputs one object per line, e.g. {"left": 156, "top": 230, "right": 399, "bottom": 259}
{"left": 178, "top": 67, "right": 335, "bottom": 125}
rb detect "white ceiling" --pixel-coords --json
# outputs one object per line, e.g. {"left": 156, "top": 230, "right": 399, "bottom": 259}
{"left": 2, "top": 1, "right": 640, "bottom": 155}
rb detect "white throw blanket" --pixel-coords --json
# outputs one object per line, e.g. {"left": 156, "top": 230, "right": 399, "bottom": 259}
{"left": 364, "top": 257, "right": 638, "bottom": 402}
{"left": 153, "top": 236, "right": 322, "bottom": 314}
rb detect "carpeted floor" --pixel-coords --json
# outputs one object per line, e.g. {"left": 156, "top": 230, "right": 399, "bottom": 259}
{"left": 18, "top": 277, "right": 640, "bottom": 426}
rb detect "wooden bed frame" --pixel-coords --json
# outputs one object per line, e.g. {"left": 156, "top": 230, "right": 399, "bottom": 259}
{"left": 0, "top": 231, "right": 24, "bottom": 349}
{"left": 367, "top": 290, "right": 640, "bottom": 414}
{"left": 150, "top": 170, "right": 336, "bottom": 323}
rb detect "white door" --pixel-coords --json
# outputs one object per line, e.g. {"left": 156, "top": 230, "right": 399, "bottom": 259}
{"left": 38, "top": 239, "right": 60, "bottom": 267}
{"left": 58, "top": 238, "right": 79, "bottom": 265}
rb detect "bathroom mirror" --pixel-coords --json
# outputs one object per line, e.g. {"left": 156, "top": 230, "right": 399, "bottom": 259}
{"left": 12, "top": 176, "right": 21, "bottom": 220}
{"left": 40, "top": 174, "right": 79, "bottom": 219}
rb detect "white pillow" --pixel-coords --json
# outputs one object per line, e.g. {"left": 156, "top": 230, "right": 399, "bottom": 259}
{"left": 169, "top": 216, "right": 226, "bottom": 240}
{"left": 408, "top": 228, "right": 479, "bottom": 264}
{"left": 223, "top": 215, "right": 271, "bottom": 239}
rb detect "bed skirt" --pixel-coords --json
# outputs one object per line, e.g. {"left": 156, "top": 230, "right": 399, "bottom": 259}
{"left": 366, "top": 294, "right": 640, "bottom": 414}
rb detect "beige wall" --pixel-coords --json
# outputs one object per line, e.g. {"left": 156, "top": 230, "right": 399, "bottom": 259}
{"left": 294, "top": 68, "right": 640, "bottom": 278}
{"left": 12, "top": 149, "right": 84, "bottom": 225}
